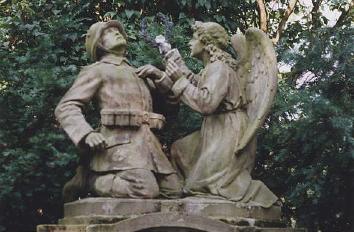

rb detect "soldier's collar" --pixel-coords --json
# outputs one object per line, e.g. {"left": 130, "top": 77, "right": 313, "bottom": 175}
{"left": 100, "top": 54, "right": 130, "bottom": 66}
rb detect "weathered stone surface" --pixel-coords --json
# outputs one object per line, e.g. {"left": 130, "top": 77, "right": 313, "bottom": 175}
{"left": 38, "top": 198, "right": 306, "bottom": 232}
{"left": 180, "top": 197, "right": 281, "bottom": 220}
{"left": 63, "top": 197, "right": 281, "bottom": 221}
{"left": 59, "top": 215, "right": 128, "bottom": 225}
{"left": 37, "top": 225, "right": 86, "bottom": 232}
{"left": 38, "top": 19, "right": 305, "bottom": 232}
{"left": 255, "top": 229, "right": 306, "bottom": 232}
{"left": 145, "top": 22, "right": 279, "bottom": 207}
{"left": 218, "top": 217, "right": 286, "bottom": 228}
{"left": 38, "top": 224, "right": 306, "bottom": 232}
{"left": 55, "top": 20, "right": 180, "bottom": 203}
{"left": 64, "top": 197, "right": 161, "bottom": 218}
{"left": 87, "top": 212, "right": 235, "bottom": 232}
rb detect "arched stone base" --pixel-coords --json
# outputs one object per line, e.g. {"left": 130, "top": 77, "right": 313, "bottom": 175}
{"left": 87, "top": 213, "right": 234, "bottom": 232}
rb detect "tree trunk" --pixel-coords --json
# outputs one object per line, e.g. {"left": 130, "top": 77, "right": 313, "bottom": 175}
{"left": 257, "top": 0, "right": 268, "bottom": 33}
{"left": 272, "top": 0, "right": 299, "bottom": 44}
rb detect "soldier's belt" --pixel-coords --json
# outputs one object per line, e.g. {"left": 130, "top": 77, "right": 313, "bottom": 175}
{"left": 100, "top": 109, "right": 165, "bottom": 129}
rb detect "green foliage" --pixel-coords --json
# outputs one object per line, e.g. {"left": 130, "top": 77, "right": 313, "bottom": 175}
{"left": 257, "top": 26, "right": 354, "bottom": 231}
{"left": 0, "top": 1, "right": 89, "bottom": 230}
{"left": 0, "top": 0, "right": 353, "bottom": 232}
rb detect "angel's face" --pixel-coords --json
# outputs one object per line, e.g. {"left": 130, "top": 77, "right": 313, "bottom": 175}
{"left": 189, "top": 33, "right": 204, "bottom": 59}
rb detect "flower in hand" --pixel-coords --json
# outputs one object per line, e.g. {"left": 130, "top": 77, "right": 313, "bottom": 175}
{"left": 166, "top": 60, "right": 183, "bottom": 82}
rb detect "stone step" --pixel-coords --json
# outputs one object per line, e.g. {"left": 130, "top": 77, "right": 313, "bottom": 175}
{"left": 217, "top": 217, "right": 287, "bottom": 228}
{"left": 37, "top": 197, "right": 306, "bottom": 232}
{"left": 64, "top": 197, "right": 282, "bottom": 221}
{"left": 59, "top": 215, "right": 128, "bottom": 225}
{"left": 83, "top": 213, "right": 304, "bottom": 232}
{"left": 38, "top": 224, "right": 306, "bottom": 232}
{"left": 59, "top": 215, "right": 287, "bottom": 228}
{"left": 37, "top": 224, "right": 86, "bottom": 232}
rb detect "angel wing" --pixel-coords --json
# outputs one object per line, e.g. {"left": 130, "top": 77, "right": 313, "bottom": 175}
{"left": 232, "top": 28, "right": 278, "bottom": 153}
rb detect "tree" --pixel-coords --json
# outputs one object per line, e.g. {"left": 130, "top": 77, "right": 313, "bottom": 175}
{"left": 0, "top": 0, "right": 352, "bottom": 231}
{"left": 256, "top": 1, "right": 354, "bottom": 231}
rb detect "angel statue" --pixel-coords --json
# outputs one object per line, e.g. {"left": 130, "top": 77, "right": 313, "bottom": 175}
{"left": 137, "top": 21, "right": 278, "bottom": 207}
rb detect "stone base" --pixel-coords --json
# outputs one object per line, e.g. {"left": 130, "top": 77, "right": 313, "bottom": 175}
{"left": 37, "top": 197, "right": 306, "bottom": 232}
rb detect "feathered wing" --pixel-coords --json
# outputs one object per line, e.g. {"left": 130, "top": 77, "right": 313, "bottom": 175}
{"left": 232, "top": 28, "right": 278, "bottom": 154}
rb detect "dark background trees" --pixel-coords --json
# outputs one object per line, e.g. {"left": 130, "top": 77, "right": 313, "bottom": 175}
{"left": 0, "top": 0, "right": 353, "bottom": 231}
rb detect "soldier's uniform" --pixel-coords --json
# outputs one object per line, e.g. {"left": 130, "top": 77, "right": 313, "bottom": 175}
{"left": 55, "top": 21, "right": 181, "bottom": 201}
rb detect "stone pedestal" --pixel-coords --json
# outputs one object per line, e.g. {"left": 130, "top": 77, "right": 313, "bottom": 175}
{"left": 37, "top": 197, "right": 305, "bottom": 232}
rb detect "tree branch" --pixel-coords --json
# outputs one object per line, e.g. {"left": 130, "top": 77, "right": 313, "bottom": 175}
{"left": 272, "top": 0, "right": 299, "bottom": 44}
{"left": 311, "top": 0, "right": 323, "bottom": 28}
{"left": 257, "top": 0, "right": 268, "bottom": 32}
{"left": 333, "top": 1, "right": 353, "bottom": 28}
{"left": 238, "top": 13, "right": 248, "bottom": 33}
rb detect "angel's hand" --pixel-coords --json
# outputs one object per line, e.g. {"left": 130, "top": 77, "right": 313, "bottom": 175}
{"left": 165, "top": 49, "right": 183, "bottom": 63}
{"left": 136, "top": 65, "right": 164, "bottom": 80}
{"left": 166, "top": 60, "right": 183, "bottom": 82}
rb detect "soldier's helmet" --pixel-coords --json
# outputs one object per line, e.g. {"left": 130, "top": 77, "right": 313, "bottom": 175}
{"left": 85, "top": 20, "right": 127, "bottom": 61}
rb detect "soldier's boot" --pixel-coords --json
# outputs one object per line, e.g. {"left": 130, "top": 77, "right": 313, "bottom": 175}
{"left": 62, "top": 165, "right": 88, "bottom": 203}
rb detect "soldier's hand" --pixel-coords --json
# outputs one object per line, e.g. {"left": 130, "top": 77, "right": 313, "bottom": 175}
{"left": 85, "top": 132, "right": 107, "bottom": 152}
{"left": 166, "top": 60, "right": 183, "bottom": 82}
{"left": 136, "top": 65, "right": 164, "bottom": 80}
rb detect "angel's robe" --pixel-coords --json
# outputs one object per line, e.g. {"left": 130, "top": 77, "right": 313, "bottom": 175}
{"left": 166, "top": 60, "right": 278, "bottom": 208}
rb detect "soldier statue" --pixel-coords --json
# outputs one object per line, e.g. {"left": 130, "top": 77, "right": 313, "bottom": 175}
{"left": 55, "top": 20, "right": 181, "bottom": 202}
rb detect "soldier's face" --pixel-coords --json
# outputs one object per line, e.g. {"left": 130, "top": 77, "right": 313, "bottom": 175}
{"left": 101, "top": 27, "right": 127, "bottom": 52}
{"left": 189, "top": 33, "right": 204, "bottom": 59}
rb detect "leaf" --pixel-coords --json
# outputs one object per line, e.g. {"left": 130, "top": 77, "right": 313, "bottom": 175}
{"left": 205, "top": 1, "right": 211, "bottom": 10}
{"left": 125, "top": 9, "right": 135, "bottom": 19}
{"left": 104, "top": 11, "right": 117, "bottom": 18}
{"left": 197, "top": 0, "right": 206, "bottom": 7}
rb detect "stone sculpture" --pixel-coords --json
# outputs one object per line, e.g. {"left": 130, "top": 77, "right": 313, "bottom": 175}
{"left": 55, "top": 20, "right": 181, "bottom": 203}
{"left": 38, "top": 20, "right": 307, "bottom": 232}
{"left": 138, "top": 21, "right": 278, "bottom": 208}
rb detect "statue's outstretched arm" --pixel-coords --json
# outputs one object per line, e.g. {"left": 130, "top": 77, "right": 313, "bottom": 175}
{"left": 171, "top": 61, "right": 228, "bottom": 115}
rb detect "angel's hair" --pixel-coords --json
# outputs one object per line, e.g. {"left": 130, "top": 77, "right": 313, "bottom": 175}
{"left": 192, "top": 21, "right": 237, "bottom": 70}
{"left": 192, "top": 21, "right": 229, "bottom": 49}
